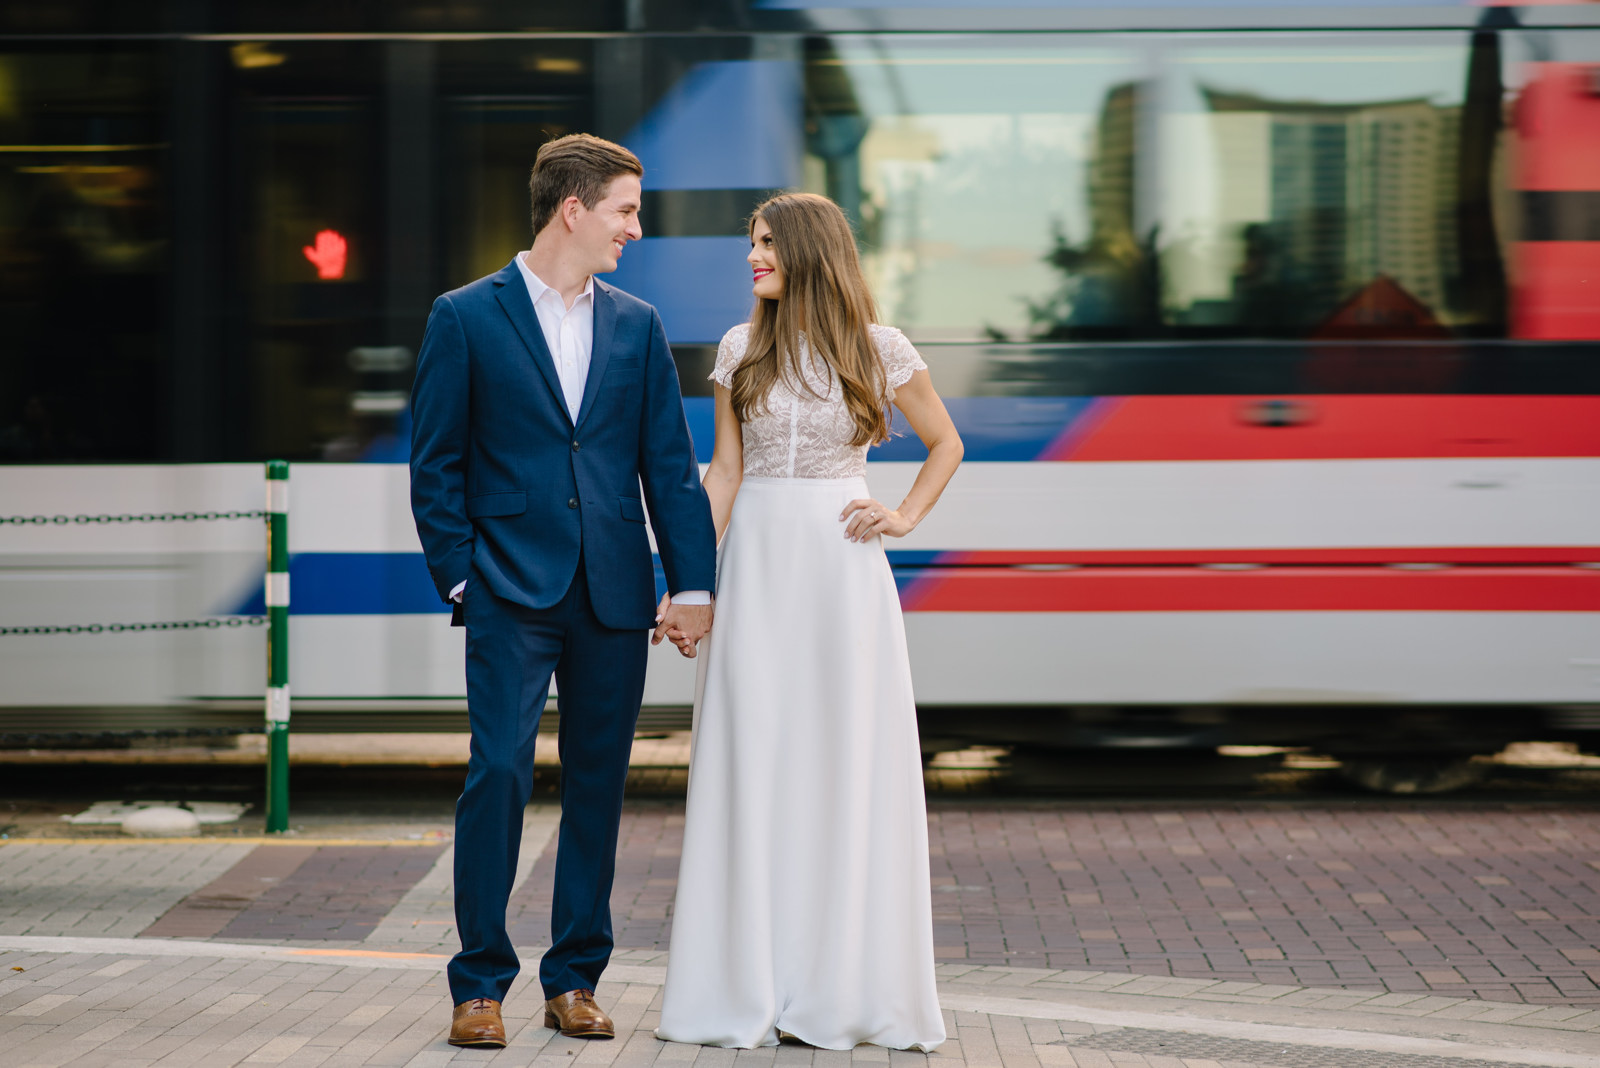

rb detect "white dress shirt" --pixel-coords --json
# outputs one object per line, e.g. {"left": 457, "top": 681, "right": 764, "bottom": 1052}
{"left": 516, "top": 251, "right": 593, "bottom": 422}
{"left": 451, "top": 252, "right": 708, "bottom": 607}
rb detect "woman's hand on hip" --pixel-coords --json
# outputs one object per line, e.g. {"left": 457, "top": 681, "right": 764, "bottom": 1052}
{"left": 841, "top": 498, "right": 912, "bottom": 542}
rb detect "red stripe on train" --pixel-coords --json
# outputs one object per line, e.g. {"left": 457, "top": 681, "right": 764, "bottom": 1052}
{"left": 1514, "top": 244, "right": 1600, "bottom": 341}
{"left": 1049, "top": 396, "right": 1600, "bottom": 462}
{"left": 900, "top": 566, "right": 1600, "bottom": 613}
{"left": 1516, "top": 63, "right": 1600, "bottom": 192}
{"left": 932, "top": 547, "right": 1600, "bottom": 566}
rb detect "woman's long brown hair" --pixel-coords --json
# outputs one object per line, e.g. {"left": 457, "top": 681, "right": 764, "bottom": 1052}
{"left": 730, "top": 193, "right": 890, "bottom": 447}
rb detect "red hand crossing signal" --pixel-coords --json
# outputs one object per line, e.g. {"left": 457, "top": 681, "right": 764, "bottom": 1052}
{"left": 303, "top": 230, "right": 348, "bottom": 280}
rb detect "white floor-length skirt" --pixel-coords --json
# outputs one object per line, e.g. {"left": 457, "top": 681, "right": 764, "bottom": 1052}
{"left": 656, "top": 476, "right": 946, "bottom": 1052}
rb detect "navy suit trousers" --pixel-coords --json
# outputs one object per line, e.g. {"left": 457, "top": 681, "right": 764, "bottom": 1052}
{"left": 448, "top": 561, "right": 647, "bottom": 1003}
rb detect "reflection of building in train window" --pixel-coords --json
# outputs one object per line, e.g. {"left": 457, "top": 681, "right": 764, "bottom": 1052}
{"left": 1024, "top": 81, "right": 1158, "bottom": 340}
{"left": 803, "top": 38, "right": 1141, "bottom": 342}
{"left": 1152, "top": 39, "right": 1506, "bottom": 340}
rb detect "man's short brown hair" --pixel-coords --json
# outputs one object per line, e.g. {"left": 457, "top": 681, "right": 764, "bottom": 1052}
{"left": 529, "top": 133, "right": 644, "bottom": 236}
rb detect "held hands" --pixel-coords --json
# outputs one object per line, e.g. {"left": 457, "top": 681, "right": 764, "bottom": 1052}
{"left": 841, "top": 498, "right": 913, "bottom": 542}
{"left": 653, "top": 594, "right": 714, "bottom": 658}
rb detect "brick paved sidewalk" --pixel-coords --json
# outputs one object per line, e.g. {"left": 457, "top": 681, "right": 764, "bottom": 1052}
{"left": 1, "top": 940, "right": 1597, "bottom": 1068}
{"left": 4, "top": 801, "right": 1598, "bottom": 1006}
{"left": 923, "top": 803, "right": 1600, "bottom": 1005}
{"left": 2, "top": 797, "right": 1599, "bottom": 1066}
{"left": 568, "top": 802, "right": 1600, "bottom": 1007}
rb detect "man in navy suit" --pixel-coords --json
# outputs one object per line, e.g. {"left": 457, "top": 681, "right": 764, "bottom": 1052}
{"left": 410, "top": 134, "right": 716, "bottom": 1049}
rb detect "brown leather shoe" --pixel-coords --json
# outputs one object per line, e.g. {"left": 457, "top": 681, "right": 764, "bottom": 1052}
{"left": 543, "top": 989, "right": 614, "bottom": 1038}
{"left": 449, "top": 998, "right": 506, "bottom": 1048}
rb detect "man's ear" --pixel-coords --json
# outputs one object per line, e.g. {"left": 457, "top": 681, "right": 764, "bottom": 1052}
{"left": 561, "top": 195, "right": 584, "bottom": 232}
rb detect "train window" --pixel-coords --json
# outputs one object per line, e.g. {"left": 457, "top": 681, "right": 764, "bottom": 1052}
{"left": 245, "top": 96, "right": 379, "bottom": 459}
{"left": 436, "top": 40, "right": 594, "bottom": 291}
{"left": 6, "top": 22, "right": 1592, "bottom": 463}
{"left": 231, "top": 43, "right": 382, "bottom": 462}
{"left": 0, "top": 46, "right": 168, "bottom": 461}
{"left": 230, "top": 39, "right": 598, "bottom": 463}
{"left": 801, "top": 36, "right": 1145, "bottom": 345}
{"left": 1153, "top": 34, "right": 1507, "bottom": 341}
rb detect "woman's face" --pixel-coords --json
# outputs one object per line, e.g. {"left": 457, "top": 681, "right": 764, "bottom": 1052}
{"left": 747, "top": 216, "right": 784, "bottom": 300}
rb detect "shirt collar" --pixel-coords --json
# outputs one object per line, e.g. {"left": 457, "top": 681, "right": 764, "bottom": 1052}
{"left": 517, "top": 251, "right": 593, "bottom": 308}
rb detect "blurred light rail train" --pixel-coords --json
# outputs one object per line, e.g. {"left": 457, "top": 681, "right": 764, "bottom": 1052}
{"left": 1, "top": 1, "right": 1598, "bottom": 788}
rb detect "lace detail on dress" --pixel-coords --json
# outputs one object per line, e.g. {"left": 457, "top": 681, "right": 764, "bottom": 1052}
{"left": 710, "top": 324, "right": 748, "bottom": 390}
{"left": 708, "top": 323, "right": 927, "bottom": 480}
{"left": 876, "top": 323, "right": 928, "bottom": 392}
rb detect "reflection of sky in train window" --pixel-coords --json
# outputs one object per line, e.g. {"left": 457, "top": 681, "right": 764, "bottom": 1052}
{"left": 1157, "top": 38, "right": 1483, "bottom": 335}
{"left": 807, "top": 41, "right": 1139, "bottom": 341}
{"left": 1173, "top": 45, "right": 1466, "bottom": 106}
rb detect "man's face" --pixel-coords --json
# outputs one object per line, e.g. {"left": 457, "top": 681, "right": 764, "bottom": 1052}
{"left": 571, "top": 173, "right": 643, "bottom": 274}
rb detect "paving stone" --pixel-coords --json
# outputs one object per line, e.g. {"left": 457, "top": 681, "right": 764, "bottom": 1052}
{"left": 201, "top": 845, "right": 448, "bottom": 943}
{"left": 0, "top": 843, "right": 254, "bottom": 940}
{"left": 5, "top": 802, "right": 1600, "bottom": 1066}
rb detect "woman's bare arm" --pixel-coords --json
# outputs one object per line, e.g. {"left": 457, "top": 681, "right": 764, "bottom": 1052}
{"left": 703, "top": 384, "right": 744, "bottom": 543}
{"left": 841, "top": 369, "right": 964, "bottom": 541}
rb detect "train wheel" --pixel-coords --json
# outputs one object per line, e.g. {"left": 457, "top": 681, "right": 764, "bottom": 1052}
{"left": 1335, "top": 756, "right": 1485, "bottom": 795}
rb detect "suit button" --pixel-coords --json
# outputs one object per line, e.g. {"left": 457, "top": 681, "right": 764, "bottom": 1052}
{"left": 571, "top": 441, "right": 580, "bottom": 452}
{"left": 568, "top": 498, "right": 578, "bottom": 509}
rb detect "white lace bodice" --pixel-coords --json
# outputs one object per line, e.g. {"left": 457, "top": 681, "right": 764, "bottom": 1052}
{"left": 710, "top": 323, "right": 927, "bottom": 479}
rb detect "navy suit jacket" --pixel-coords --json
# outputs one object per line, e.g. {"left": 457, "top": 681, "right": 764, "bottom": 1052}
{"left": 409, "top": 259, "right": 716, "bottom": 632}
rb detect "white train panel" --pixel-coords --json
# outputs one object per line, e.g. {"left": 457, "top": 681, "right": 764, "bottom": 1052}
{"left": 1, "top": 461, "right": 1596, "bottom": 713}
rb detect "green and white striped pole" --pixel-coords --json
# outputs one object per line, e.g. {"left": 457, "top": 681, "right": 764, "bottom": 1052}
{"left": 265, "top": 460, "right": 290, "bottom": 833}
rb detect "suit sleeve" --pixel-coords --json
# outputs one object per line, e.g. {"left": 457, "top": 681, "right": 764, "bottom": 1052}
{"left": 637, "top": 308, "right": 718, "bottom": 597}
{"left": 409, "top": 294, "right": 475, "bottom": 602}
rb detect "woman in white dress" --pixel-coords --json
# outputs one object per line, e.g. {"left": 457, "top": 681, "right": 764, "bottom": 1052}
{"left": 654, "top": 193, "right": 964, "bottom": 1052}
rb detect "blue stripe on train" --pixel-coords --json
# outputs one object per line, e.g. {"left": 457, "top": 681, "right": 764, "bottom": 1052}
{"left": 246, "top": 393, "right": 1100, "bottom": 614}
{"left": 251, "top": 392, "right": 1096, "bottom": 613}
{"left": 230, "top": 551, "right": 946, "bottom": 616}
{"left": 233, "top": 553, "right": 447, "bottom": 616}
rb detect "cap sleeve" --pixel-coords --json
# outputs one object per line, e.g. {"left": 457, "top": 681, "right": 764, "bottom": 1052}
{"left": 874, "top": 325, "right": 928, "bottom": 393}
{"left": 710, "top": 323, "right": 751, "bottom": 389}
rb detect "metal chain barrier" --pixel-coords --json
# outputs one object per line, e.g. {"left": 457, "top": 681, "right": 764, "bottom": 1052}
{"left": 0, "top": 510, "right": 266, "bottom": 526}
{"left": 0, "top": 617, "right": 266, "bottom": 636}
{"left": 1, "top": 509, "right": 270, "bottom": 637}
{"left": 3, "top": 463, "right": 291, "bottom": 825}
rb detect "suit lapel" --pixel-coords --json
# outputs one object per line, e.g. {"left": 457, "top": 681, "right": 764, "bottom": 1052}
{"left": 492, "top": 258, "right": 571, "bottom": 427}
{"left": 574, "top": 281, "right": 616, "bottom": 433}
